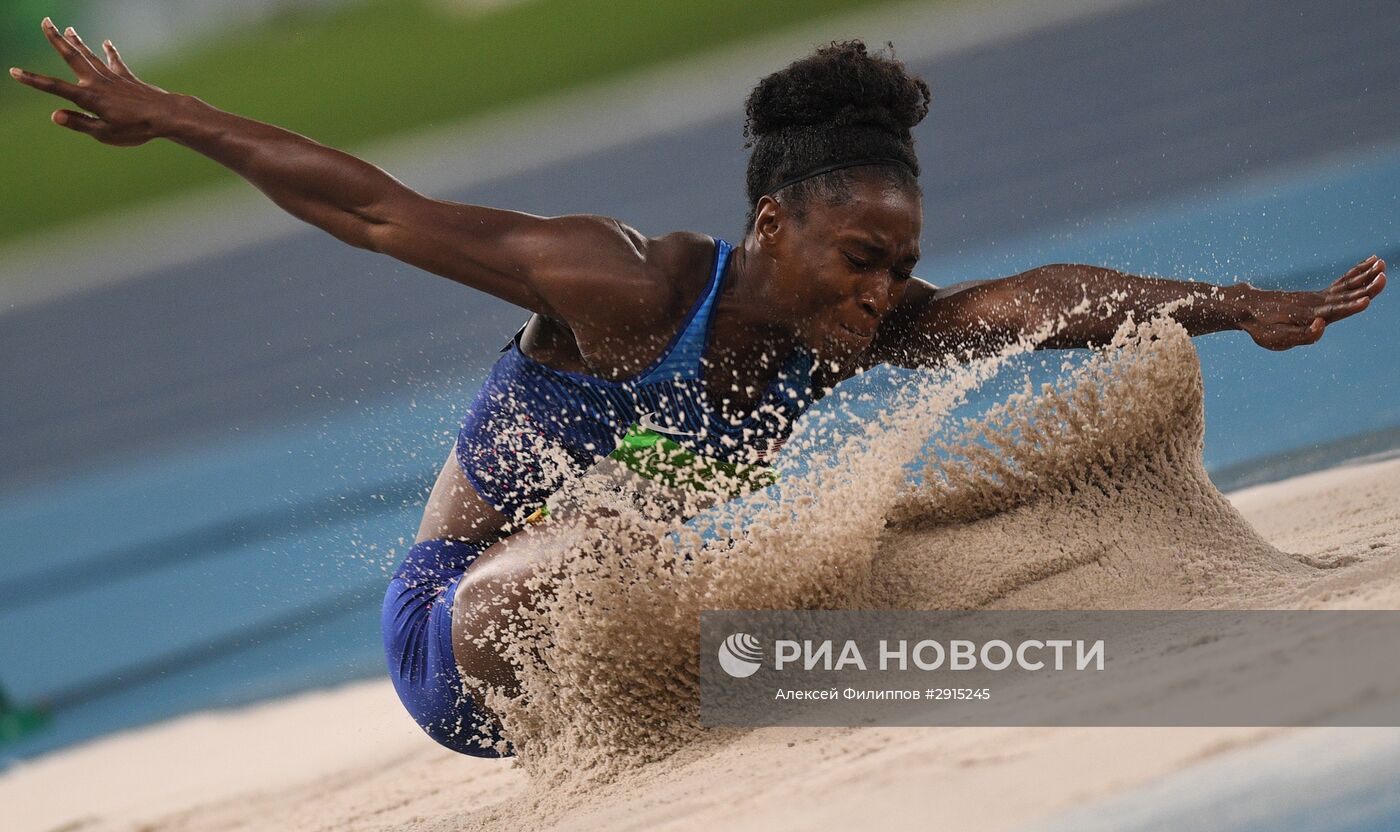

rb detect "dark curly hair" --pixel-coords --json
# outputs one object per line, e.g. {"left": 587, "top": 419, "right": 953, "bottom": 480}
{"left": 743, "top": 40, "right": 931, "bottom": 228}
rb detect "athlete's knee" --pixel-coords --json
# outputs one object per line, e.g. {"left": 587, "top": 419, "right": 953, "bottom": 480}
{"left": 380, "top": 538, "right": 510, "bottom": 757}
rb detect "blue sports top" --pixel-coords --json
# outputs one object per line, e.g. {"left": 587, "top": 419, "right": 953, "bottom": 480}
{"left": 456, "top": 238, "right": 816, "bottom": 521}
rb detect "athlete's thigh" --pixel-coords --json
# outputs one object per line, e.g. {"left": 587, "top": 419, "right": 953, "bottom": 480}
{"left": 449, "top": 520, "right": 576, "bottom": 693}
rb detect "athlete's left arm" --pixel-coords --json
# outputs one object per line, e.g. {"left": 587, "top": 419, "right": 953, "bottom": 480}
{"left": 867, "top": 258, "right": 1386, "bottom": 369}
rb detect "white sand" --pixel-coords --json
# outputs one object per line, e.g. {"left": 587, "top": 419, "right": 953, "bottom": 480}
{"left": 6, "top": 326, "right": 1399, "bottom": 831}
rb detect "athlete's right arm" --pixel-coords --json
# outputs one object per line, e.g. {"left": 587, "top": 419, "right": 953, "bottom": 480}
{"left": 10, "top": 21, "right": 653, "bottom": 318}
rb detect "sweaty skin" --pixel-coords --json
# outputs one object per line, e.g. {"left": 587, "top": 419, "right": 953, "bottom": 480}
{"left": 12, "top": 19, "right": 1386, "bottom": 705}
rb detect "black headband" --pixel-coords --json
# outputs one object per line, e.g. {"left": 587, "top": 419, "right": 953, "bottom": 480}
{"left": 765, "top": 157, "right": 914, "bottom": 196}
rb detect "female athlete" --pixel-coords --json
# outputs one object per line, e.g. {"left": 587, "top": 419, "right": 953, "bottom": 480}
{"left": 12, "top": 22, "right": 1385, "bottom": 757}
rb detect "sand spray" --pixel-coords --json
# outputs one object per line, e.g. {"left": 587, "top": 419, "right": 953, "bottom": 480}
{"left": 464, "top": 316, "right": 1314, "bottom": 785}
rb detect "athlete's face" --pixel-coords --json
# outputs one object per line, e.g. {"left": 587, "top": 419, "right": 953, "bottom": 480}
{"left": 758, "top": 176, "right": 923, "bottom": 359}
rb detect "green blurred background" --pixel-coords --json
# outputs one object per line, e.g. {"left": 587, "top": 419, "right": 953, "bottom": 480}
{"left": 0, "top": 0, "right": 904, "bottom": 249}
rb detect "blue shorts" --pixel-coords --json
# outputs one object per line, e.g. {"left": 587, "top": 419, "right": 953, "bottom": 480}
{"left": 380, "top": 539, "right": 510, "bottom": 757}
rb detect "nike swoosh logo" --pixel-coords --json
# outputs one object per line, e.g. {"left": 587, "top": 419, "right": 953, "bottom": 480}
{"left": 637, "top": 410, "right": 706, "bottom": 439}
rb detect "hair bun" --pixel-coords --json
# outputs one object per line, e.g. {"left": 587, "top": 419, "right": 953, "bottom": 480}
{"left": 744, "top": 40, "right": 930, "bottom": 142}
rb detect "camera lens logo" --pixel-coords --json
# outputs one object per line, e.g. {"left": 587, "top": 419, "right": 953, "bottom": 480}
{"left": 718, "top": 632, "right": 764, "bottom": 678}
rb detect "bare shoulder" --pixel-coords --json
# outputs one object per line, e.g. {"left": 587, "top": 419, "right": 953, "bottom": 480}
{"left": 643, "top": 230, "right": 720, "bottom": 296}
{"left": 594, "top": 226, "right": 716, "bottom": 317}
{"left": 521, "top": 217, "right": 696, "bottom": 321}
{"left": 544, "top": 224, "right": 718, "bottom": 363}
{"left": 542, "top": 217, "right": 709, "bottom": 273}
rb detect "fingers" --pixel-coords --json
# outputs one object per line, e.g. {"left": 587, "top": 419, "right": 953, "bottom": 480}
{"left": 1252, "top": 255, "right": 1383, "bottom": 350}
{"left": 1343, "top": 255, "right": 1379, "bottom": 280}
{"left": 40, "top": 17, "right": 99, "bottom": 79}
{"left": 1316, "top": 293, "right": 1372, "bottom": 323}
{"left": 1333, "top": 256, "right": 1383, "bottom": 290}
{"left": 1343, "top": 255, "right": 1378, "bottom": 279}
{"left": 1311, "top": 266, "right": 1384, "bottom": 322}
{"left": 63, "top": 27, "right": 113, "bottom": 79}
{"left": 102, "top": 39, "right": 137, "bottom": 80}
{"left": 1322, "top": 265, "right": 1385, "bottom": 305}
{"left": 1323, "top": 270, "right": 1381, "bottom": 299}
{"left": 8, "top": 66, "right": 89, "bottom": 106}
{"left": 1341, "top": 271, "right": 1385, "bottom": 301}
{"left": 51, "top": 108, "right": 107, "bottom": 136}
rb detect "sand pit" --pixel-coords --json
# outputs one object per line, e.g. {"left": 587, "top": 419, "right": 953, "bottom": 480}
{"left": 5, "top": 321, "right": 1399, "bottom": 832}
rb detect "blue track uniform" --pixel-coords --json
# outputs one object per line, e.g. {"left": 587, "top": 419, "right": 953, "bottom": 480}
{"left": 382, "top": 238, "right": 816, "bottom": 755}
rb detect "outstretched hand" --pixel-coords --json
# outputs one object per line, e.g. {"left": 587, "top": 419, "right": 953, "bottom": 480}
{"left": 8, "top": 18, "right": 173, "bottom": 147}
{"left": 1240, "top": 255, "right": 1386, "bottom": 350}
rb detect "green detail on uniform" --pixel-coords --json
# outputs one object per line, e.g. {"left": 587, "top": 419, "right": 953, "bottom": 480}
{"left": 607, "top": 424, "right": 778, "bottom": 499}
{"left": 523, "top": 424, "right": 779, "bottom": 525}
